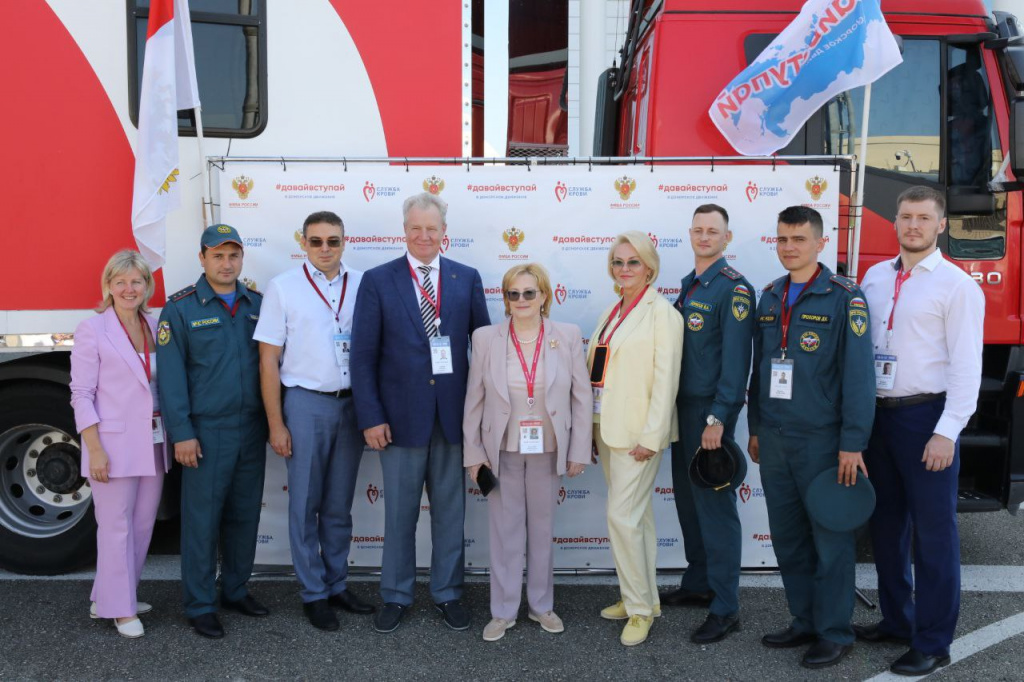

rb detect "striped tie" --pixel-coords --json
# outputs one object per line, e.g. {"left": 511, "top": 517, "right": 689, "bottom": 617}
{"left": 418, "top": 265, "right": 438, "bottom": 337}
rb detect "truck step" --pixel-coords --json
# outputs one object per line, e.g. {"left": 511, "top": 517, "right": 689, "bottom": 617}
{"left": 957, "top": 490, "right": 1003, "bottom": 513}
{"left": 959, "top": 430, "right": 1007, "bottom": 449}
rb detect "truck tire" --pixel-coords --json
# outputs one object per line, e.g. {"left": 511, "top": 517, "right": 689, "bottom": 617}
{"left": 0, "top": 381, "right": 95, "bottom": 575}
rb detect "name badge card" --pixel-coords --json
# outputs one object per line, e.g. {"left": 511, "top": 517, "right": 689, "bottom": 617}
{"left": 874, "top": 353, "right": 898, "bottom": 390}
{"left": 334, "top": 332, "right": 352, "bottom": 369}
{"left": 430, "top": 336, "right": 454, "bottom": 375}
{"left": 152, "top": 415, "right": 164, "bottom": 445}
{"left": 592, "top": 386, "right": 603, "bottom": 414}
{"left": 519, "top": 418, "right": 544, "bottom": 454}
{"left": 769, "top": 358, "right": 794, "bottom": 400}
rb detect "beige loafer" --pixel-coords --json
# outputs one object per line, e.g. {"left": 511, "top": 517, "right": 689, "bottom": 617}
{"left": 600, "top": 601, "right": 661, "bottom": 620}
{"left": 528, "top": 610, "right": 565, "bottom": 633}
{"left": 482, "top": 617, "right": 516, "bottom": 642}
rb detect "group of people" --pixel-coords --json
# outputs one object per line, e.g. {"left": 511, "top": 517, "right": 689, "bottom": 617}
{"left": 70, "top": 186, "right": 982, "bottom": 677}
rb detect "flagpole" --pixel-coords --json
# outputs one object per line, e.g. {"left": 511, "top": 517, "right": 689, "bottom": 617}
{"left": 194, "top": 105, "right": 211, "bottom": 229}
{"left": 849, "top": 81, "right": 871, "bottom": 280}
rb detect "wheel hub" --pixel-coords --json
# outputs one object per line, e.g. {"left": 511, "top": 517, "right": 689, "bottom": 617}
{"left": 35, "top": 443, "right": 81, "bottom": 494}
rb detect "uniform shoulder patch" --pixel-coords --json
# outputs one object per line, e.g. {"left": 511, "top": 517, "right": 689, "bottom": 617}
{"left": 732, "top": 283, "right": 752, "bottom": 296}
{"left": 720, "top": 266, "right": 743, "bottom": 281}
{"left": 829, "top": 274, "right": 858, "bottom": 293}
{"left": 156, "top": 320, "right": 171, "bottom": 346}
{"left": 169, "top": 285, "right": 197, "bottom": 302}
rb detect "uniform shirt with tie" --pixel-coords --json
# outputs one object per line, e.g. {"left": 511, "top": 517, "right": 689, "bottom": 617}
{"left": 253, "top": 258, "right": 363, "bottom": 392}
{"left": 860, "top": 248, "right": 984, "bottom": 441}
{"left": 407, "top": 251, "right": 441, "bottom": 336}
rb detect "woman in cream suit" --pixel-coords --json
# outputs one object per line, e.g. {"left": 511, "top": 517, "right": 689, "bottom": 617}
{"left": 464, "top": 263, "right": 593, "bottom": 642}
{"left": 70, "top": 250, "right": 172, "bottom": 638}
{"left": 588, "top": 231, "right": 684, "bottom": 647}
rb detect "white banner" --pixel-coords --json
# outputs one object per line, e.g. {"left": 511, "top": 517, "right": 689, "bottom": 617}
{"left": 217, "top": 162, "right": 840, "bottom": 570}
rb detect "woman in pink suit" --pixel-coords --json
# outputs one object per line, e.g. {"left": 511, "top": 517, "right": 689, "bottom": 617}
{"left": 70, "top": 250, "right": 171, "bottom": 638}
{"left": 463, "top": 263, "right": 593, "bottom": 642}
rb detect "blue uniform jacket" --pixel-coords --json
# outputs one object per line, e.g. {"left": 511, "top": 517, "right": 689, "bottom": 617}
{"left": 156, "top": 275, "right": 264, "bottom": 444}
{"left": 748, "top": 264, "right": 875, "bottom": 452}
{"left": 673, "top": 257, "right": 754, "bottom": 425}
{"left": 350, "top": 255, "right": 490, "bottom": 448}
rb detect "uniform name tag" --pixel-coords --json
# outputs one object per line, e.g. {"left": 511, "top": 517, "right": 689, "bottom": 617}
{"left": 152, "top": 414, "right": 164, "bottom": 445}
{"left": 799, "top": 313, "right": 831, "bottom": 324}
{"left": 430, "top": 336, "right": 453, "bottom": 374}
{"left": 189, "top": 317, "right": 221, "bottom": 329}
{"left": 334, "top": 332, "right": 351, "bottom": 369}
{"left": 592, "top": 386, "right": 603, "bottom": 414}
{"left": 519, "top": 418, "right": 544, "bottom": 454}
{"left": 770, "top": 358, "right": 794, "bottom": 400}
{"left": 687, "top": 299, "right": 713, "bottom": 312}
{"left": 874, "top": 352, "right": 898, "bottom": 390}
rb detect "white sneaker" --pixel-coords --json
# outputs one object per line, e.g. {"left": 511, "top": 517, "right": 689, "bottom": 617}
{"left": 115, "top": 617, "right": 145, "bottom": 639}
{"left": 482, "top": 617, "right": 516, "bottom": 642}
{"left": 91, "top": 601, "right": 152, "bottom": 619}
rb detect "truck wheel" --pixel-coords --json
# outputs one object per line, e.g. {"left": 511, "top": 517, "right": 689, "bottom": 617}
{"left": 0, "top": 382, "right": 95, "bottom": 575}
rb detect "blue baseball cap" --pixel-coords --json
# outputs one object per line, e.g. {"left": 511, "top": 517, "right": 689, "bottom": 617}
{"left": 201, "top": 224, "right": 243, "bottom": 249}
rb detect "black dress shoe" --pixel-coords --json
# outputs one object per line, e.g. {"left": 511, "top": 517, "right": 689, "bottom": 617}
{"left": 801, "top": 640, "right": 853, "bottom": 669}
{"left": 328, "top": 589, "right": 375, "bottom": 615}
{"left": 303, "top": 599, "right": 339, "bottom": 631}
{"left": 435, "top": 599, "right": 470, "bottom": 631}
{"left": 373, "top": 602, "right": 407, "bottom": 633}
{"left": 691, "top": 612, "right": 741, "bottom": 644}
{"left": 852, "top": 622, "right": 910, "bottom": 646}
{"left": 761, "top": 626, "right": 817, "bottom": 648}
{"left": 660, "top": 587, "right": 715, "bottom": 607}
{"left": 188, "top": 612, "right": 225, "bottom": 639}
{"left": 221, "top": 594, "right": 270, "bottom": 617}
{"left": 890, "top": 648, "right": 951, "bottom": 676}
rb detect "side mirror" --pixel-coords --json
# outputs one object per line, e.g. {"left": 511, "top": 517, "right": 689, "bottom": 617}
{"left": 593, "top": 68, "right": 619, "bottom": 157}
{"left": 1013, "top": 97, "right": 1024, "bottom": 180}
{"left": 948, "top": 186, "right": 995, "bottom": 216}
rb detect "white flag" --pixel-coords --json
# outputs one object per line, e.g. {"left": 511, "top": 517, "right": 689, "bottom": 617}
{"left": 709, "top": 0, "right": 902, "bottom": 157}
{"left": 131, "top": 0, "right": 200, "bottom": 269}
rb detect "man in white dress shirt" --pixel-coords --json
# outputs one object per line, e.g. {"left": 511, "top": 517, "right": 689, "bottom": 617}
{"left": 254, "top": 211, "right": 375, "bottom": 631}
{"left": 856, "top": 186, "right": 984, "bottom": 676}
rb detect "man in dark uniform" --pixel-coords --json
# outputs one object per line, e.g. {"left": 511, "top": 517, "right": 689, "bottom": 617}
{"left": 747, "top": 206, "right": 875, "bottom": 669}
{"left": 157, "top": 224, "right": 268, "bottom": 639}
{"left": 663, "top": 204, "right": 753, "bottom": 644}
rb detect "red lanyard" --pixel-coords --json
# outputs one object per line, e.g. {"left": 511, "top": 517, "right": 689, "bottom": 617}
{"left": 407, "top": 260, "right": 442, "bottom": 321}
{"left": 115, "top": 312, "right": 151, "bottom": 383}
{"left": 779, "top": 265, "right": 821, "bottom": 355}
{"left": 304, "top": 264, "right": 348, "bottom": 326}
{"left": 215, "top": 293, "right": 241, "bottom": 318}
{"left": 887, "top": 265, "right": 912, "bottom": 334}
{"left": 598, "top": 285, "right": 649, "bottom": 345}
{"left": 509, "top": 320, "right": 545, "bottom": 406}
{"left": 684, "top": 279, "right": 700, "bottom": 304}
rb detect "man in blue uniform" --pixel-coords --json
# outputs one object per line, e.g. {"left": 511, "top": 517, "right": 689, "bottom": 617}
{"left": 747, "top": 206, "right": 875, "bottom": 669}
{"left": 157, "top": 224, "right": 268, "bottom": 639}
{"left": 663, "top": 204, "right": 753, "bottom": 644}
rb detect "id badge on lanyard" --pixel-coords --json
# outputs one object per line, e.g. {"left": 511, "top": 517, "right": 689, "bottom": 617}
{"left": 519, "top": 418, "right": 544, "bottom": 453}
{"left": 430, "top": 336, "right": 453, "bottom": 374}
{"left": 152, "top": 414, "right": 164, "bottom": 444}
{"left": 769, "top": 359, "right": 794, "bottom": 400}
{"left": 874, "top": 353, "right": 898, "bottom": 390}
{"left": 334, "top": 332, "right": 351, "bottom": 369}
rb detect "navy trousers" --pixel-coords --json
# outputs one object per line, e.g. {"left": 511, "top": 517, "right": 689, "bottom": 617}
{"left": 864, "top": 398, "right": 960, "bottom": 656}
{"left": 283, "top": 388, "right": 365, "bottom": 603}
{"left": 672, "top": 398, "right": 742, "bottom": 617}
{"left": 379, "top": 418, "right": 465, "bottom": 606}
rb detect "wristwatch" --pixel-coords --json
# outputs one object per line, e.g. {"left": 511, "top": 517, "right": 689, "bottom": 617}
{"left": 706, "top": 414, "right": 724, "bottom": 427}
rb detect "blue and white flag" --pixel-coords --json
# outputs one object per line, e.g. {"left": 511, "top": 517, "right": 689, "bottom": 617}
{"left": 709, "top": 0, "right": 902, "bottom": 156}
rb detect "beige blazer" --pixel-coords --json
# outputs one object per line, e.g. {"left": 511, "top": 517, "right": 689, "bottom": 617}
{"left": 463, "top": 318, "right": 593, "bottom": 475}
{"left": 587, "top": 286, "right": 684, "bottom": 452}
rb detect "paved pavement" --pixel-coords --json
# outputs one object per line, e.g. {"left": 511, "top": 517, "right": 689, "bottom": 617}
{"left": 1, "top": 511, "right": 1022, "bottom": 681}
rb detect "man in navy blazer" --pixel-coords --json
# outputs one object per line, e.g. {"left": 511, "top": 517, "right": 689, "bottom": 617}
{"left": 352, "top": 191, "right": 489, "bottom": 633}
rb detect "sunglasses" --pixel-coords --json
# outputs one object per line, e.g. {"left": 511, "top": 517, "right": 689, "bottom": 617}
{"left": 307, "top": 237, "right": 343, "bottom": 248}
{"left": 611, "top": 259, "right": 644, "bottom": 270}
{"left": 505, "top": 289, "right": 539, "bottom": 301}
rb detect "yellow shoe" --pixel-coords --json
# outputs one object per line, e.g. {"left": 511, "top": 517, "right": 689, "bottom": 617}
{"left": 620, "top": 615, "right": 653, "bottom": 646}
{"left": 600, "top": 601, "right": 662, "bottom": 620}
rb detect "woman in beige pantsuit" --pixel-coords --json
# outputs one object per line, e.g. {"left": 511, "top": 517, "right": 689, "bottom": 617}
{"left": 587, "top": 232, "right": 684, "bottom": 647}
{"left": 463, "top": 263, "right": 593, "bottom": 642}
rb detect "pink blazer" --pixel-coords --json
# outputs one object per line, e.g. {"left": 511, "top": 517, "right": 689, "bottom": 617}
{"left": 70, "top": 308, "right": 171, "bottom": 478}
{"left": 463, "top": 318, "right": 593, "bottom": 475}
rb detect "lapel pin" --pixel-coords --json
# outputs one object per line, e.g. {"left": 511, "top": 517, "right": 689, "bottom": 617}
{"left": 549, "top": 339, "right": 559, "bottom": 349}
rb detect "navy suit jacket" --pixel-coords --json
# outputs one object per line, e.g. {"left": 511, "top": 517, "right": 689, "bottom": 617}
{"left": 351, "top": 255, "right": 490, "bottom": 447}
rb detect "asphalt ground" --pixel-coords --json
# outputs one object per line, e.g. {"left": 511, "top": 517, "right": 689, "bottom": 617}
{"left": 1, "top": 511, "right": 1022, "bottom": 681}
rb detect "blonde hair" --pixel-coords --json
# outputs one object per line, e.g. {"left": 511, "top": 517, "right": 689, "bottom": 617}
{"left": 501, "top": 262, "right": 553, "bottom": 318}
{"left": 607, "top": 231, "right": 660, "bottom": 285}
{"left": 96, "top": 250, "right": 155, "bottom": 314}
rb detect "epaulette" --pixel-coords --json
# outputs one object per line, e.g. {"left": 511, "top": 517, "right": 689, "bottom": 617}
{"left": 829, "top": 274, "right": 858, "bottom": 293}
{"left": 243, "top": 283, "right": 262, "bottom": 296}
{"left": 762, "top": 281, "right": 775, "bottom": 292}
{"left": 720, "top": 265, "right": 743, "bottom": 280}
{"left": 168, "top": 285, "right": 197, "bottom": 302}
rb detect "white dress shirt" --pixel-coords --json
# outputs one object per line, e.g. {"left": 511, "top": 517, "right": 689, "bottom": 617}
{"left": 861, "top": 248, "right": 985, "bottom": 441}
{"left": 253, "top": 258, "right": 363, "bottom": 392}
{"left": 407, "top": 251, "right": 441, "bottom": 316}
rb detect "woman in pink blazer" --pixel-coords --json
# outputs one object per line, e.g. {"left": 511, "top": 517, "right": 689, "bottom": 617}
{"left": 70, "top": 250, "right": 171, "bottom": 638}
{"left": 463, "top": 263, "right": 593, "bottom": 642}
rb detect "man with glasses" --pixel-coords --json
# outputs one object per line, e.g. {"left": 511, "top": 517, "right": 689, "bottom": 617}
{"left": 663, "top": 204, "right": 753, "bottom": 644}
{"left": 254, "top": 211, "right": 374, "bottom": 631}
{"left": 352, "top": 192, "right": 489, "bottom": 633}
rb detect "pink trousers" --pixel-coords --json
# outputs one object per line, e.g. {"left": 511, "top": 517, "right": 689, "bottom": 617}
{"left": 90, "top": 446, "right": 164, "bottom": 618}
{"left": 488, "top": 450, "right": 559, "bottom": 620}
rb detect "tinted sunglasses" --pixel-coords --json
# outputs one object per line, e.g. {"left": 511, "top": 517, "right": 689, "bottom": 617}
{"left": 505, "top": 289, "right": 539, "bottom": 301}
{"left": 307, "top": 237, "right": 343, "bottom": 248}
